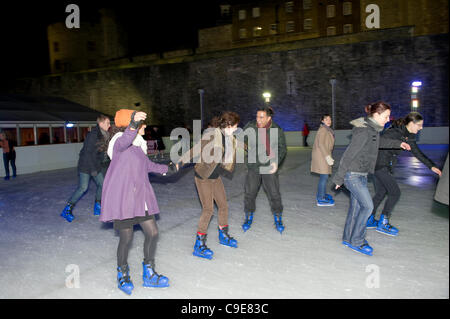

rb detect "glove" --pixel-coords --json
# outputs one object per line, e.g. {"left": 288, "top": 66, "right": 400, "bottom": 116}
{"left": 325, "top": 155, "right": 334, "bottom": 166}
{"left": 129, "top": 111, "right": 142, "bottom": 130}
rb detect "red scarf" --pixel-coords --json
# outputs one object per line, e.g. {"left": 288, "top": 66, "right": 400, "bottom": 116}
{"left": 258, "top": 119, "right": 273, "bottom": 157}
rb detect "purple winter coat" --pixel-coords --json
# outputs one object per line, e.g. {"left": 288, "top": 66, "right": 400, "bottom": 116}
{"left": 99, "top": 127, "right": 168, "bottom": 222}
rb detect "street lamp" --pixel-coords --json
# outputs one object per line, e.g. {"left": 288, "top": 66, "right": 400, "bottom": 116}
{"left": 411, "top": 81, "right": 422, "bottom": 112}
{"left": 329, "top": 76, "right": 336, "bottom": 130}
{"left": 262, "top": 92, "right": 271, "bottom": 103}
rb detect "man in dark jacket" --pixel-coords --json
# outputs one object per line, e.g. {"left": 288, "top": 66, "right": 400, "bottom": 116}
{"left": 60, "top": 115, "right": 111, "bottom": 222}
{"left": 241, "top": 106, "right": 287, "bottom": 234}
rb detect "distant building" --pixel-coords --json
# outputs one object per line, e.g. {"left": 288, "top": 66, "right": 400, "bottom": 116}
{"left": 47, "top": 8, "right": 128, "bottom": 73}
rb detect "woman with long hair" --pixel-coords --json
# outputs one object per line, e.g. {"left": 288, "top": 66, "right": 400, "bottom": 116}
{"left": 311, "top": 114, "right": 335, "bottom": 206}
{"left": 367, "top": 112, "right": 442, "bottom": 236}
{"left": 177, "top": 111, "right": 241, "bottom": 260}
{"left": 332, "top": 102, "right": 410, "bottom": 256}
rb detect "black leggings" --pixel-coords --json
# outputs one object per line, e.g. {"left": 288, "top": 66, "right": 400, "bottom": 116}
{"left": 117, "top": 217, "right": 159, "bottom": 269}
{"left": 371, "top": 167, "right": 401, "bottom": 218}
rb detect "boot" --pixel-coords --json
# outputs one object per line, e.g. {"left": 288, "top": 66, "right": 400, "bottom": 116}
{"left": 60, "top": 203, "right": 75, "bottom": 222}
{"left": 117, "top": 265, "right": 134, "bottom": 295}
{"left": 93, "top": 201, "right": 101, "bottom": 216}
{"left": 376, "top": 214, "right": 399, "bottom": 236}
{"left": 218, "top": 226, "right": 238, "bottom": 248}
{"left": 366, "top": 214, "right": 378, "bottom": 229}
{"left": 142, "top": 262, "right": 169, "bottom": 288}
{"left": 193, "top": 234, "right": 213, "bottom": 260}
{"left": 242, "top": 212, "right": 254, "bottom": 232}
{"left": 274, "top": 213, "right": 285, "bottom": 234}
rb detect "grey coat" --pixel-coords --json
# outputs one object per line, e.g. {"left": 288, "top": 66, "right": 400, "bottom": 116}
{"left": 332, "top": 117, "right": 402, "bottom": 186}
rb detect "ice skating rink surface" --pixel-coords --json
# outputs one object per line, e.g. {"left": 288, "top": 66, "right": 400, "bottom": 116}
{"left": 0, "top": 145, "right": 448, "bottom": 299}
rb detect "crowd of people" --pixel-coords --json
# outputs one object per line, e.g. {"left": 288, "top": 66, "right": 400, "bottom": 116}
{"left": 1, "top": 101, "right": 442, "bottom": 295}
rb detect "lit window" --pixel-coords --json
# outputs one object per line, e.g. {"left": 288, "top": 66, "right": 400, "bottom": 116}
{"left": 343, "top": 2, "right": 352, "bottom": 15}
{"left": 253, "top": 26, "right": 262, "bottom": 37}
{"left": 238, "top": 9, "right": 246, "bottom": 20}
{"left": 303, "top": 0, "right": 312, "bottom": 10}
{"left": 326, "top": 5, "right": 335, "bottom": 18}
{"left": 270, "top": 24, "right": 278, "bottom": 35}
{"left": 252, "top": 7, "right": 260, "bottom": 18}
{"left": 411, "top": 86, "right": 419, "bottom": 93}
{"left": 327, "top": 26, "right": 336, "bottom": 36}
{"left": 286, "top": 21, "right": 295, "bottom": 32}
{"left": 239, "top": 28, "right": 247, "bottom": 39}
{"left": 304, "top": 18, "right": 312, "bottom": 30}
{"left": 286, "top": 1, "right": 294, "bottom": 13}
{"left": 412, "top": 99, "right": 419, "bottom": 108}
{"left": 343, "top": 24, "right": 353, "bottom": 34}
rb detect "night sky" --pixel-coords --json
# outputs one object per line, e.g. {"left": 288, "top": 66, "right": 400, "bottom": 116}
{"left": 0, "top": 0, "right": 224, "bottom": 85}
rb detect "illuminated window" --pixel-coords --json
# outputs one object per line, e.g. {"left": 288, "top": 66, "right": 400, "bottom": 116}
{"left": 286, "top": 1, "right": 294, "bottom": 13}
{"left": 412, "top": 99, "right": 419, "bottom": 108}
{"left": 270, "top": 24, "right": 278, "bottom": 34}
{"left": 343, "top": 2, "right": 352, "bottom": 15}
{"left": 286, "top": 21, "right": 295, "bottom": 32}
{"left": 343, "top": 24, "right": 353, "bottom": 34}
{"left": 304, "top": 18, "right": 312, "bottom": 30}
{"left": 252, "top": 7, "right": 260, "bottom": 18}
{"left": 238, "top": 9, "right": 246, "bottom": 20}
{"left": 327, "top": 26, "right": 336, "bottom": 36}
{"left": 303, "top": 0, "right": 312, "bottom": 10}
{"left": 411, "top": 86, "right": 419, "bottom": 93}
{"left": 326, "top": 5, "right": 335, "bottom": 18}
{"left": 239, "top": 28, "right": 247, "bottom": 39}
{"left": 253, "top": 26, "right": 262, "bottom": 37}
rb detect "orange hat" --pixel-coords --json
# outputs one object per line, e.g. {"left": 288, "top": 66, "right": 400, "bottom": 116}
{"left": 114, "top": 109, "right": 135, "bottom": 127}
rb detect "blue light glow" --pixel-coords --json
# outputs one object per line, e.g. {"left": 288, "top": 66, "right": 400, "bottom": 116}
{"left": 411, "top": 81, "right": 422, "bottom": 87}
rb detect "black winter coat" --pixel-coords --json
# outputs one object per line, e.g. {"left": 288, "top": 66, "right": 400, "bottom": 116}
{"left": 376, "top": 122, "right": 436, "bottom": 171}
{"left": 77, "top": 125, "right": 109, "bottom": 175}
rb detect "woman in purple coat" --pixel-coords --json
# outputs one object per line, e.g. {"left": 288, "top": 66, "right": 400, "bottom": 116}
{"left": 100, "top": 109, "right": 172, "bottom": 295}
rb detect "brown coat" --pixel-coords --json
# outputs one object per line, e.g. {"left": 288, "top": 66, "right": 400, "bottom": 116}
{"left": 179, "top": 128, "right": 237, "bottom": 179}
{"left": 311, "top": 125, "right": 335, "bottom": 174}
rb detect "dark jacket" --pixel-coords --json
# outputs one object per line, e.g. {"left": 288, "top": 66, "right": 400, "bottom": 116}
{"left": 376, "top": 122, "right": 436, "bottom": 171}
{"left": 78, "top": 125, "right": 109, "bottom": 175}
{"left": 243, "top": 120, "right": 287, "bottom": 171}
{"left": 332, "top": 117, "right": 402, "bottom": 186}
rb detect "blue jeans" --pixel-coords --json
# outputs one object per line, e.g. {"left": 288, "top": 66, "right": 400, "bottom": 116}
{"left": 316, "top": 174, "right": 329, "bottom": 200}
{"left": 3, "top": 152, "right": 16, "bottom": 177}
{"left": 68, "top": 172, "right": 104, "bottom": 205}
{"left": 343, "top": 172, "right": 374, "bottom": 246}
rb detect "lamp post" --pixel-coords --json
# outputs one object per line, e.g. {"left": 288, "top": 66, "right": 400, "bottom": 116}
{"left": 262, "top": 92, "right": 271, "bottom": 104}
{"left": 329, "top": 76, "right": 336, "bottom": 130}
{"left": 411, "top": 81, "right": 422, "bottom": 112}
{"left": 198, "top": 89, "right": 204, "bottom": 130}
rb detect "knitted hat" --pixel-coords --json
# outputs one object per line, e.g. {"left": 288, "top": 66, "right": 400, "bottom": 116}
{"left": 114, "top": 109, "right": 135, "bottom": 127}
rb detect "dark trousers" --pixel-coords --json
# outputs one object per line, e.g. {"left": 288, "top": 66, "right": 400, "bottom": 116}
{"left": 244, "top": 168, "right": 283, "bottom": 214}
{"left": 371, "top": 167, "right": 401, "bottom": 218}
{"left": 3, "top": 152, "right": 16, "bottom": 177}
{"left": 303, "top": 135, "right": 308, "bottom": 147}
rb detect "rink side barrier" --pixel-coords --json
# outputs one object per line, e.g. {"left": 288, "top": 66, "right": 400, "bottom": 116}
{"left": 3, "top": 126, "right": 448, "bottom": 177}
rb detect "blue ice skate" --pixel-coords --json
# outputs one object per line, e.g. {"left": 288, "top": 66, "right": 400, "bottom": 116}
{"left": 342, "top": 240, "right": 373, "bottom": 256}
{"left": 325, "top": 194, "right": 333, "bottom": 201}
{"left": 218, "top": 226, "right": 238, "bottom": 248}
{"left": 274, "top": 213, "right": 285, "bottom": 234}
{"left": 193, "top": 234, "right": 213, "bottom": 260}
{"left": 316, "top": 197, "right": 335, "bottom": 206}
{"left": 242, "top": 212, "right": 254, "bottom": 232}
{"left": 117, "top": 265, "right": 134, "bottom": 295}
{"left": 93, "top": 201, "right": 101, "bottom": 216}
{"left": 376, "top": 214, "right": 399, "bottom": 236}
{"left": 142, "top": 262, "right": 169, "bottom": 288}
{"left": 60, "top": 203, "right": 74, "bottom": 222}
{"left": 366, "top": 214, "right": 378, "bottom": 229}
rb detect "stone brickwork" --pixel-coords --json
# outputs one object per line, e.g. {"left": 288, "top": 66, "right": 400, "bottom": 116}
{"left": 9, "top": 27, "right": 449, "bottom": 132}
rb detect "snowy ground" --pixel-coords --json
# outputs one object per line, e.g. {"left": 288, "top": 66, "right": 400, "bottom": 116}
{"left": 0, "top": 145, "right": 448, "bottom": 299}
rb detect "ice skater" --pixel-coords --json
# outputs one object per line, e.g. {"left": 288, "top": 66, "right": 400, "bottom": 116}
{"left": 99, "top": 109, "right": 176, "bottom": 295}
{"left": 177, "top": 111, "right": 241, "bottom": 260}
{"left": 311, "top": 114, "right": 335, "bottom": 206}
{"left": 60, "top": 114, "right": 110, "bottom": 222}
{"left": 332, "top": 102, "right": 410, "bottom": 256}
{"left": 242, "top": 106, "right": 287, "bottom": 234}
{"left": 0, "top": 131, "right": 17, "bottom": 180}
{"left": 367, "top": 112, "right": 442, "bottom": 236}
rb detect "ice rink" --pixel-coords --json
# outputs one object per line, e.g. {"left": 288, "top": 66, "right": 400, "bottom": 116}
{"left": 0, "top": 145, "right": 448, "bottom": 299}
